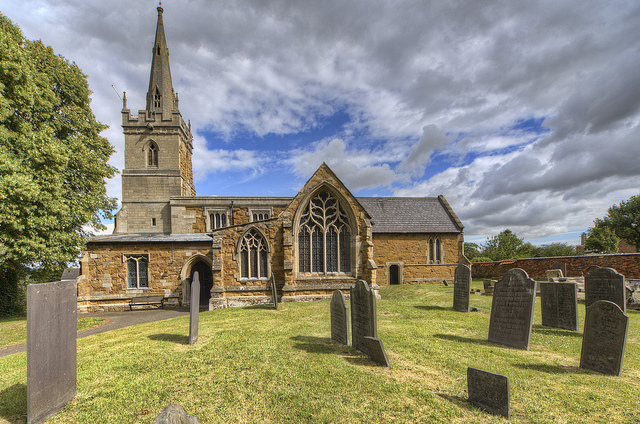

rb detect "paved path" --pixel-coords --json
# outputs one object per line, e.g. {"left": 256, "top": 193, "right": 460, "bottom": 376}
{"left": 0, "top": 307, "right": 190, "bottom": 358}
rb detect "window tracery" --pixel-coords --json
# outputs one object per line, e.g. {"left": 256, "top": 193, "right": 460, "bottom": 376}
{"left": 239, "top": 228, "right": 269, "bottom": 279}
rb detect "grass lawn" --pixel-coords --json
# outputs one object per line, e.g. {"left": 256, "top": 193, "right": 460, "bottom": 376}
{"left": 0, "top": 283, "right": 638, "bottom": 423}
{"left": 0, "top": 317, "right": 107, "bottom": 350}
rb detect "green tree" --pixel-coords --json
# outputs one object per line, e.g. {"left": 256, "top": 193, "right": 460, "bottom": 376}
{"left": 0, "top": 14, "right": 116, "bottom": 315}
{"left": 599, "top": 195, "right": 640, "bottom": 252}
{"left": 463, "top": 242, "right": 481, "bottom": 261}
{"left": 584, "top": 221, "right": 620, "bottom": 254}
{"left": 532, "top": 243, "right": 580, "bottom": 258}
{"left": 481, "top": 229, "right": 533, "bottom": 261}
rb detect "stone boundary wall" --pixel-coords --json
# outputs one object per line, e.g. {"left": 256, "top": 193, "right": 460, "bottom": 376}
{"left": 471, "top": 253, "right": 640, "bottom": 280}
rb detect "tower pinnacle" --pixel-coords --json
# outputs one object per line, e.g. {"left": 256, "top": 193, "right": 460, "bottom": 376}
{"left": 146, "top": 5, "right": 176, "bottom": 118}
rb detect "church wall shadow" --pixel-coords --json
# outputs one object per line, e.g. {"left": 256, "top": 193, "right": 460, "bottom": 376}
{"left": 0, "top": 383, "right": 26, "bottom": 424}
{"left": 148, "top": 333, "right": 189, "bottom": 345}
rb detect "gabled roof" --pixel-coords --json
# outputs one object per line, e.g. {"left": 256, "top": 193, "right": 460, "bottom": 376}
{"left": 357, "top": 196, "right": 463, "bottom": 234}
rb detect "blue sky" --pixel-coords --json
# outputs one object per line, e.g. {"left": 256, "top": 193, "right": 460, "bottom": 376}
{"left": 3, "top": 0, "right": 640, "bottom": 246}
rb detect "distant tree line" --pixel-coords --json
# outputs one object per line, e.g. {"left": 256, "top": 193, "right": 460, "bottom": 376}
{"left": 464, "top": 230, "right": 580, "bottom": 262}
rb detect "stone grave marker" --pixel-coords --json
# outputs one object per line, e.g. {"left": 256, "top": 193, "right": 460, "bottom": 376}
{"left": 488, "top": 268, "right": 536, "bottom": 350}
{"left": 271, "top": 275, "right": 279, "bottom": 310}
{"left": 189, "top": 272, "right": 200, "bottom": 345}
{"left": 364, "top": 337, "right": 390, "bottom": 367}
{"left": 585, "top": 267, "right": 626, "bottom": 313}
{"left": 350, "top": 280, "right": 377, "bottom": 354}
{"left": 467, "top": 367, "right": 510, "bottom": 418}
{"left": 539, "top": 282, "right": 579, "bottom": 331}
{"left": 330, "top": 290, "right": 349, "bottom": 345}
{"left": 545, "top": 269, "right": 564, "bottom": 281}
{"left": 453, "top": 264, "right": 471, "bottom": 312}
{"left": 580, "top": 300, "right": 629, "bottom": 376}
{"left": 552, "top": 263, "right": 567, "bottom": 278}
{"left": 27, "top": 280, "right": 77, "bottom": 424}
{"left": 154, "top": 404, "right": 199, "bottom": 424}
{"left": 483, "top": 279, "right": 495, "bottom": 295}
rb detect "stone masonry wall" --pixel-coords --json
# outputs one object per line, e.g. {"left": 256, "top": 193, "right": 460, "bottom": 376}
{"left": 471, "top": 253, "right": 640, "bottom": 280}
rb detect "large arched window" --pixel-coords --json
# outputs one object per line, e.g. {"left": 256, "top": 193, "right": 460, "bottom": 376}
{"left": 297, "top": 190, "right": 352, "bottom": 274}
{"left": 239, "top": 228, "right": 269, "bottom": 279}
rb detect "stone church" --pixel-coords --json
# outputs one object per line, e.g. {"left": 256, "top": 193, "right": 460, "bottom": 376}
{"left": 77, "top": 7, "right": 465, "bottom": 312}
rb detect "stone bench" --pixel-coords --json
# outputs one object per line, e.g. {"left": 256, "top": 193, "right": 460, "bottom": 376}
{"left": 129, "top": 295, "right": 165, "bottom": 310}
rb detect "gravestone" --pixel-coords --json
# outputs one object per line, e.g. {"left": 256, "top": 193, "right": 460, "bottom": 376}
{"left": 585, "top": 267, "right": 626, "bottom": 313}
{"left": 552, "top": 263, "right": 567, "bottom": 278}
{"left": 467, "top": 367, "right": 510, "bottom": 418}
{"left": 483, "top": 279, "right": 495, "bottom": 295}
{"left": 154, "top": 404, "right": 199, "bottom": 424}
{"left": 545, "top": 269, "right": 564, "bottom": 281}
{"left": 189, "top": 272, "right": 200, "bottom": 345}
{"left": 453, "top": 264, "right": 471, "bottom": 312}
{"left": 580, "top": 300, "right": 629, "bottom": 376}
{"left": 539, "top": 282, "right": 579, "bottom": 331}
{"left": 271, "top": 276, "right": 279, "bottom": 310}
{"left": 487, "top": 268, "right": 536, "bottom": 350}
{"left": 350, "top": 280, "right": 377, "bottom": 354}
{"left": 364, "top": 337, "right": 390, "bottom": 367}
{"left": 27, "top": 280, "right": 77, "bottom": 424}
{"left": 330, "top": 290, "right": 349, "bottom": 345}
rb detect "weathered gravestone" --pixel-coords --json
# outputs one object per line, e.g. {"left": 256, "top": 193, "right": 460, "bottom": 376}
{"left": 330, "top": 290, "right": 349, "bottom": 345}
{"left": 467, "top": 367, "right": 510, "bottom": 419}
{"left": 189, "top": 272, "right": 200, "bottom": 345}
{"left": 545, "top": 269, "right": 564, "bottom": 281}
{"left": 350, "top": 280, "right": 377, "bottom": 354}
{"left": 539, "top": 282, "right": 579, "bottom": 331}
{"left": 585, "top": 267, "right": 626, "bottom": 313}
{"left": 553, "top": 263, "right": 567, "bottom": 278}
{"left": 580, "top": 300, "right": 629, "bottom": 376}
{"left": 364, "top": 336, "right": 390, "bottom": 367}
{"left": 154, "top": 404, "right": 199, "bottom": 424}
{"left": 27, "top": 280, "right": 77, "bottom": 424}
{"left": 453, "top": 264, "right": 471, "bottom": 312}
{"left": 488, "top": 268, "right": 536, "bottom": 350}
{"left": 271, "top": 275, "right": 279, "bottom": 310}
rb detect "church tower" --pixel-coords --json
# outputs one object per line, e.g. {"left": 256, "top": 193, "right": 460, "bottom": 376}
{"left": 115, "top": 6, "right": 195, "bottom": 234}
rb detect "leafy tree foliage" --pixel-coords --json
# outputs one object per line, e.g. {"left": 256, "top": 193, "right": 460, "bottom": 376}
{"left": 531, "top": 243, "right": 579, "bottom": 258}
{"left": 481, "top": 229, "right": 534, "bottom": 261}
{"left": 463, "top": 242, "right": 481, "bottom": 261}
{"left": 597, "top": 195, "right": 640, "bottom": 252}
{"left": 0, "top": 14, "right": 116, "bottom": 315}
{"left": 584, "top": 221, "right": 620, "bottom": 254}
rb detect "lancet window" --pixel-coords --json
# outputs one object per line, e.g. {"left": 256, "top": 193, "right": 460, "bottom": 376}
{"left": 239, "top": 228, "right": 269, "bottom": 279}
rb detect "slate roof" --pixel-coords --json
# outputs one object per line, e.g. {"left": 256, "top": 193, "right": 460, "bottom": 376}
{"left": 87, "top": 233, "right": 212, "bottom": 244}
{"left": 357, "top": 196, "right": 463, "bottom": 234}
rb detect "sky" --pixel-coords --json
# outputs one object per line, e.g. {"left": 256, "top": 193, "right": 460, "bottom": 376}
{"left": 2, "top": 0, "right": 639, "bottom": 246}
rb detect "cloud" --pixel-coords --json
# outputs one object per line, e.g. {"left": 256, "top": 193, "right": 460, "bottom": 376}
{"left": 398, "top": 125, "right": 449, "bottom": 174}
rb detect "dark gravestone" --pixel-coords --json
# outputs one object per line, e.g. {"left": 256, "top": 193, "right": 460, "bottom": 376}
{"left": 467, "top": 367, "right": 510, "bottom": 419}
{"left": 271, "top": 276, "right": 279, "bottom": 310}
{"left": 350, "top": 280, "right": 377, "bottom": 354}
{"left": 585, "top": 267, "right": 626, "bottom": 313}
{"left": 330, "top": 290, "right": 349, "bottom": 345}
{"left": 27, "top": 280, "right": 77, "bottom": 424}
{"left": 488, "top": 268, "right": 536, "bottom": 350}
{"left": 154, "top": 404, "right": 199, "bottom": 424}
{"left": 539, "top": 282, "right": 579, "bottom": 331}
{"left": 364, "top": 337, "right": 390, "bottom": 367}
{"left": 453, "top": 264, "right": 471, "bottom": 312}
{"left": 580, "top": 300, "right": 629, "bottom": 376}
{"left": 552, "top": 263, "right": 567, "bottom": 278}
{"left": 189, "top": 272, "right": 200, "bottom": 345}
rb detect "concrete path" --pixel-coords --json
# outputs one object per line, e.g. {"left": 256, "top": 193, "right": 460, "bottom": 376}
{"left": 0, "top": 307, "right": 190, "bottom": 358}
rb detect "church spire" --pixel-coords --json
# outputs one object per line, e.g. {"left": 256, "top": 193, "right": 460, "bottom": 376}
{"left": 146, "top": 5, "right": 176, "bottom": 117}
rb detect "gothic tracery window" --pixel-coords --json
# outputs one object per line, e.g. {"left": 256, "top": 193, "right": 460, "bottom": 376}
{"left": 240, "top": 228, "right": 269, "bottom": 279}
{"left": 126, "top": 255, "right": 149, "bottom": 288}
{"left": 148, "top": 142, "right": 158, "bottom": 167}
{"left": 297, "top": 190, "right": 352, "bottom": 274}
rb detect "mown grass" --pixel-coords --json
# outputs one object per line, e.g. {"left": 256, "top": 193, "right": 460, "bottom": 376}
{"left": 0, "top": 283, "right": 638, "bottom": 423}
{"left": 0, "top": 317, "right": 107, "bottom": 350}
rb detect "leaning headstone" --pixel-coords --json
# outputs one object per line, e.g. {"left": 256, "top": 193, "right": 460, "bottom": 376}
{"left": 271, "top": 276, "right": 279, "bottom": 310}
{"left": 580, "top": 300, "right": 629, "bottom": 376}
{"left": 189, "top": 272, "right": 200, "bottom": 345}
{"left": 154, "top": 404, "right": 199, "bottom": 424}
{"left": 364, "top": 337, "right": 390, "bottom": 367}
{"left": 539, "top": 282, "right": 579, "bottom": 331}
{"left": 453, "top": 264, "right": 471, "bottom": 312}
{"left": 552, "top": 263, "right": 567, "bottom": 278}
{"left": 330, "top": 290, "right": 349, "bottom": 345}
{"left": 27, "top": 280, "right": 77, "bottom": 424}
{"left": 350, "top": 280, "right": 377, "bottom": 354}
{"left": 467, "top": 367, "right": 510, "bottom": 419}
{"left": 585, "top": 267, "right": 626, "bottom": 313}
{"left": 488, "top": 268, "right": 536, "bottom": 350}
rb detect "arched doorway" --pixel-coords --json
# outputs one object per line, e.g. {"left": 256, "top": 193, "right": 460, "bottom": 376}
{"left": 190, "top": 261, "right": 213, "bottom": 306}
{"left": 389, "top": 264, "right": 400, "bottom": 285}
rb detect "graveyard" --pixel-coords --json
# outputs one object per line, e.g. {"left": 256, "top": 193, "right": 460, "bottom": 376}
{"left": 1, "top": 282, "right": 639, "bottom": 423}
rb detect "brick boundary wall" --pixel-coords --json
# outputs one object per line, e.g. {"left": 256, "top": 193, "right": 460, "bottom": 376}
{"left": 471, "top": 253, "right": 640, "bottom": 280}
